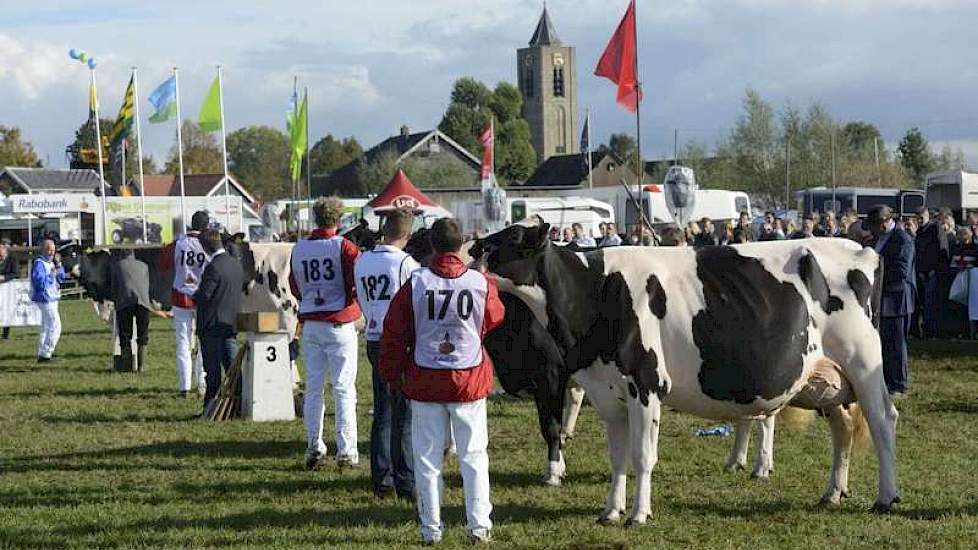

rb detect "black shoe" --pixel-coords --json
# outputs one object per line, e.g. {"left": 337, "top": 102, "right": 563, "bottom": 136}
{"left": 37, "top": 356, "right": 51, "bottom": 363}
{"left": 305, "top": 451, "right": 326, "bottom": 470}
{"left": 179, "top": 390, "right": 191, "bottom": 399}
{"left": 375, "top": 486, "right": 395, "bottom": 500}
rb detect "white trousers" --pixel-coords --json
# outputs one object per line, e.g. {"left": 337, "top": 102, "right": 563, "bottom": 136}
{"left": 173, "top": 306, "right": 205, "bottom": 392}
{"left": 302, "top": 321, "right": 358, "bottom": 459}
{"left": 412, "top": 398, "right": 491, "bottom": 541}
{"left": 36, "top": 301, "right": 61, "bottom": 359}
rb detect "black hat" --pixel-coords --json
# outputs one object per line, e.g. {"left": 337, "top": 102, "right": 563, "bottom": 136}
{"left": 191, "top": 211, "right": 210, "bottom": 232}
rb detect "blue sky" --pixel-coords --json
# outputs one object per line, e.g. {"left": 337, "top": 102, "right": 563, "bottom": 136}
{"left": 3, "top": 0, "right": 978, "bottom": 169}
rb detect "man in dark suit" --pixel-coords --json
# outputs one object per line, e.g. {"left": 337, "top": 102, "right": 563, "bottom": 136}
{"left": 0, "top": 242, "right": 19, "bottom": 339}
{"left": 867, "top": 206, "right": 916, "bottom": 396}
{"left": 193, "top": 230, "right": 244, "bottom": 412}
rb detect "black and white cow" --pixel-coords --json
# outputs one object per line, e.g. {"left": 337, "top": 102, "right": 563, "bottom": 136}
{"left": 473, "top": 221, "right": 899, "bottom": 524}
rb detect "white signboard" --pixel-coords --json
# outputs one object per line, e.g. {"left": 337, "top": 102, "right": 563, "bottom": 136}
{"left": 0, "top": 281, "right": 41, "bottom": 327}
{"left": 10, "top": 194, "right": 99, "bottom": 214}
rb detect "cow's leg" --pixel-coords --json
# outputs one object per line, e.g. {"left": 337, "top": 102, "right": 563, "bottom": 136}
{"left": 598, "top": 415, "right": 629, "bottom": 525}
{"left": 841, "top": 346, "right": 900, "bottom": 511}
{"left": 751, "top": 415, "right": 776, "bottom": 479}
{"left": 624, "top": 389, "right": 660, "bottom": 526}
{"left": 725, "top": 419, "right": 752, "bottom": 472}
{"left": 820, "top": 405, "right": 854, "bottom": 508}
{"left": 536, "top": 385, "right": 566, "bottom": 486}
{"left": 560, "top": 382, "right": 586, "bottom": 445}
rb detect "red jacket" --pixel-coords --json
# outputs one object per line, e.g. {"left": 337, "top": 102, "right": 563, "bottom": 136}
{"left": 158, "top": 231, "right": 200, "bottom": 309}
{"left": 380, "top": 253, "right": 505, "bottom": 403}
{"left": 289, "top": 228, "right": 362, "bottom": 323}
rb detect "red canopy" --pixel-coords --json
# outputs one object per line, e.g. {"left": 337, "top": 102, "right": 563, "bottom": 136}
{"left": 643, "top": 184, "right": 662, "bottom": 193}
{"left": 367, "top": 169, "right": 437, "bottom": 210}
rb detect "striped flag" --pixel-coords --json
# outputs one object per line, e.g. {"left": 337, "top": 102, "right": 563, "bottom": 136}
{"left": 110, "top": 75, "right": 135, "bottom": 148}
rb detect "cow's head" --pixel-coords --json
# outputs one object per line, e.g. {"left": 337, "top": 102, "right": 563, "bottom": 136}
{"left": 341, "top": 219, "right": 379, "bottom": 251}
{"left": 471, "top": 217, "right": 551, "bottom": 280}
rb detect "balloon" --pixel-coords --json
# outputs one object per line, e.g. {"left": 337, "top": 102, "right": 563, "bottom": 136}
{"left": 78, "top": 52, "right": 88, "bottom": 62}
{"left": 87, "top": 58, "right": 97, "bottom": 69}
{"left": 68, "top": 48, "right": 80, "bottom": 60}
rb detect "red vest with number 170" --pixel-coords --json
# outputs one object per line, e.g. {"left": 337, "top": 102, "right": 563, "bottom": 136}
{"left": 411, "top": 267, "right": 487, "bottom": 370}
{"left": 291, "top": 236, "right": 346, "bottom": 315}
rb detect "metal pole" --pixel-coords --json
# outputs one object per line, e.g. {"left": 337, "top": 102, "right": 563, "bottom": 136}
{"left": 673, "top": 129, "right": 678, "bottom": 165}
{"left": 874, "top": 137, "right": 882, "bottom": 187}
{"left": 785, "top": 136, "right": 790, "bottom": 210}
{"left": 132, "top": 68, "right": 148, "bottom": 241}
{"left": 216, "top": 66, "right": 232, "bottom": 231}
{"left": 586, "top": 108, "right": 594, "bottom": 189}
{"left": 304, "top": 86, "right": 312, "bottom": 235}
{"left": 174, "top": 68, "right": 188, "bottom": 234}
{"left": 632, "top": 0, "right": 645, "bottom": 240}
{"left": 91, "top": 68, "right": 108, "bottom": 246}
{"left": 830, "top": 129, "right": 837, "bottom": 211}
{"left": 291, "top": 76, "right": 298, "bottom": 234}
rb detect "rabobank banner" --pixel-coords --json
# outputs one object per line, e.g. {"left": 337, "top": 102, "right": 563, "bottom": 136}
{"left": 10, "top": 194, "right": 98, "bottom": 214}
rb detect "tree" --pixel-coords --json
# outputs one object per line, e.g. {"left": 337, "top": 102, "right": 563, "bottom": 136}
{"left": 356, "top": 149, "right": 399, "bottom": 195}
{"left": 602, "top": 133, "right": 639, "bottom": 169}
{"left": 309, "top": 134, "right": 363, "bottom": 175}
{"left": 226, "top": 125, "right": 291, "bottom": 200}
{"left": 840, "top": 121, "right": 882, "bottom": 161}
{"left": 67, "top": 118, "right": 113, "bottom": 169}
{"left": 438, "top": 77, "right": 537, "bottom": 184}
{"left": 935, "top": 144, "right": 967, "bottom": 171}
{"left": 897, "top": 127, "right": 935, "bottom": 183}
{"left": 401, "top": 154, "right": 477, "bottom": 189}
{"left": 164, "top": 120, "right": 222, "bottom": 176}
{"left": 0, "top": 126, "right": 40, "bottom": 167}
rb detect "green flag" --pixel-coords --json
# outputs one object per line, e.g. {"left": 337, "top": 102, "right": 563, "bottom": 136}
{"left": 289, "top": 91, "right": 308, "bottom": 183}
{"left": 198, "top": 75, "right": 223, "bottom": 132}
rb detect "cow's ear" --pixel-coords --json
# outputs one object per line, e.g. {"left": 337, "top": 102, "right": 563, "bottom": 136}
{"left": 536, "top": 223, "right": 551, "bottom": 247}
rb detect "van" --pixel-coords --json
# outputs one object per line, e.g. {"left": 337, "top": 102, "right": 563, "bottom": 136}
{"left": 925, "top": 171, "right": 978, "bottom": 221}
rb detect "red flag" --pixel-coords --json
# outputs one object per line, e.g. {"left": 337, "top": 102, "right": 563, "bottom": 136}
{"left": 479, "top": 122, "right": 494, "bottom": 183}
{"left": 594, "top": 0, "right": 642, "bottom": 112}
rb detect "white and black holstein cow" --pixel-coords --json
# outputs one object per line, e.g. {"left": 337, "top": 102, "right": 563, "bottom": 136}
{"left": 472, "top": 221, "right": 899, "bottom": 525}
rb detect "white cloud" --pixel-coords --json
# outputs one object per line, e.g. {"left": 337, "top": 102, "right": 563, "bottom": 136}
{"left": 0, "top": 34, "right": 70, "bottom": 99}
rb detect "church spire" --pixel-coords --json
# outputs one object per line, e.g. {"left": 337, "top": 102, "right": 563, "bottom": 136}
{"left": 528, "top": 4, "right": 561, "bottom": 46}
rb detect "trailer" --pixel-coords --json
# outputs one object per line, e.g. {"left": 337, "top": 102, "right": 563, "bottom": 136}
{"left": 554, "top": 185, "right": 751, "bottom": 228}
{"left": 795, "top": 186, "right": 924, "bottom": 218}
{"left": 925, "top": 170, "right": 978, "bottom": 221}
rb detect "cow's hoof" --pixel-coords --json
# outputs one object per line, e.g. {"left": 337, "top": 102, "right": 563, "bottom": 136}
{"left": 597, "top": 509, "right": 624, "bottom": 525}
{"left": 542, "top": 474, "right": 562, "bottom": 487}
{"left": 724, "top": 461, "right": 745, "bottom": 473}
{"left": 841, "top": 489, "right": 851, "bottom": 499}
{"left": 624, "top": 515, "right": 648, "bottom": 528}
{"left": 870, "top": 496, "right": 900, "bottom": 514}
{"left": 818, "top": 496, "right": 843, "bottom": 510}
{"left": 750, "top": 469, "right": 772, "bottom": 480}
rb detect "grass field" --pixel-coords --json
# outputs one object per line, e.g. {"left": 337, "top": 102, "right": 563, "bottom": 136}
{"left": 2, "top": 300, "right": 978, "bottom": 549}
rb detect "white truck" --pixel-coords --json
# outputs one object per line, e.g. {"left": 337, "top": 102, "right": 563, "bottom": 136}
{"left": 555, "top": 185, "right": 751, "bottom": 228}
{"left": 925, "top": 170, "right": 978, "bottom": 220}
{"left": 448, "top": 196, "right": 615, "bottom": 237}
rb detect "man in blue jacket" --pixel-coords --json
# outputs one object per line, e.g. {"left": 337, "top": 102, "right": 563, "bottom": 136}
{"left": 31, "top": 238, "right": 65, "bottom": 362}
{"left": 866, "top": 206, "right": 916, "bottom": 396}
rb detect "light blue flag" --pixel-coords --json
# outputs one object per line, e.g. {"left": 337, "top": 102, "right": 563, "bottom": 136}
{"left": 148, "top": 76, "right": 177, "bottom": 123}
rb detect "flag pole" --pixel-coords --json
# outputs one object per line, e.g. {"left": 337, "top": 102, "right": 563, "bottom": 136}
{"left": 132, "top": 67, "right": 148, "bottom": 241}
{"left": 216, "top": 65, "right": 232, "bottom": 230}
{"left": 632, "top": 0, "right": 643, "bottom": 191}
{"left": 304, "top": 86, "right": 312, "bottom": 236}
{"left": 91, "top": 67, "right": 108, "bottom": 246}
{"left": 586, "top": 109, "right": 594, "bottom": 189}
{"left": 291, "top": 76, "right": 298, "bottom": 234}
{"left": 173, "top": 67, "right": 188, "bottom": 234}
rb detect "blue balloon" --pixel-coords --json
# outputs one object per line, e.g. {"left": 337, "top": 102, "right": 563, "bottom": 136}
{"left": 68, "top": 48, "right": 80, "bottom": 60}
{"left": 87, "top": 58, "right": 97, "bottom": 69}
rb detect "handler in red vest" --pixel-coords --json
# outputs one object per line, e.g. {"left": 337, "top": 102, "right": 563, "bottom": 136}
{"left": 381, "top": 218, "right": 504, "bottom": 545}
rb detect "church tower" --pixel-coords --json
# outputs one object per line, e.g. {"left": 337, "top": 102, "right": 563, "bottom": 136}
{"left": 517, "top": 6, "right": 578, "bottom": 163}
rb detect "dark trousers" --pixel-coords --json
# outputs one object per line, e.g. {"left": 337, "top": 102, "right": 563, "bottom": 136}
{"left": 116, "top": 305, "right": 150, "bottom": 356}
{"left": 2, "top": 327, "right": 9, "bottom": 339}
{"left": 367, "top": 340, "right": 413, "bottom": 496}
{"left": 881, "top": 315, "right": 910, "bottom": 393}
{"left": 200, "top": 329, "right": 238, "bottom": 410}
{"left": 921, "top": 272, "right": 940, "bottom": 338}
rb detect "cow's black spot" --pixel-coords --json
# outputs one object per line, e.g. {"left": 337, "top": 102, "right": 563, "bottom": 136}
{"left": 799, "top": 253, "right": 843, "bottom": 315}
{"left": 267, "top": 270, "right": 281, "bottom": 298}
{"left": 692, "top": 246, "right": 809, "bottom": 404}
{"left": 646, "top": 274, "right": 667, "bottom": 319}
{"left": 628, "top": 382, "right": 638, "bottom": 399}
{"left": 598, "top": 272, "right": 660, "bottom": 406}
{"left": 847, "top": 269, "right": 873, "bottom": 322}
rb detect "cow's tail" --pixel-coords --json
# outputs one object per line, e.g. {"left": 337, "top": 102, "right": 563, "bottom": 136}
{"left": 850, "top": 404, "right": 872, "bottom": 450}
{"left": 871, "top": 254, "right": 884, "bottom": 330}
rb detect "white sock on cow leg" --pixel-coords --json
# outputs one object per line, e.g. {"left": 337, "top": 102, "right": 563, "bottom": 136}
{"left": 625, "top": 392, "right": 660, "bottom": 526}
{"left": 598, "top": 416, "right": 629, "bottom": 525}
{"left": 751, "top": 415, "right": 776, "bottom": 479}
{"left": 545, "top": 451, "right": 566, "bottom": 486}
{"left": 725, "top": 419, "right": 752, "bottom": 472}
{"left": 561, "top": 383, "right": 586, "bottom": 443}
{"left": 820, "top": 405, "right": 854, "bottom": 507}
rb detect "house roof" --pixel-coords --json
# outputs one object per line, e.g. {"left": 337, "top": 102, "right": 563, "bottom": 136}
{"left": 368, "top": 169, "right": 437, "bottom": 209}
{"left": 523, "top": 151, "right": 613, "bottom": 187}
{"left": 139, "top": 173, "right": 256, "bottom": 204}
{"left": 319, "top": 128, "right": 480, "bottom": 196}
{"left": 529, "top": 6, "right": 561, "bottom": 46}
{"left": 1, "top": 167, "right": 103, "bottom": 193}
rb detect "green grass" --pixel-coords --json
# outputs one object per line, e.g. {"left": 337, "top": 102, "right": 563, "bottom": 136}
{"left": 1, "top": 300, "right": 977, "bottom": 549}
